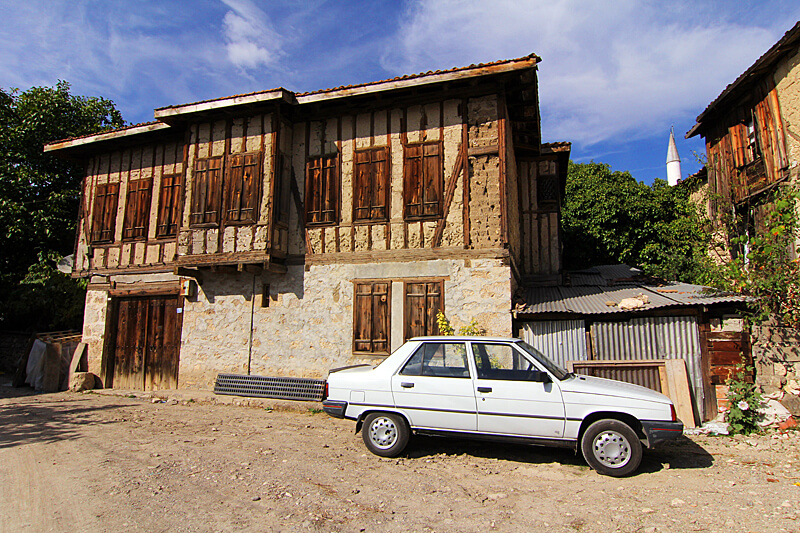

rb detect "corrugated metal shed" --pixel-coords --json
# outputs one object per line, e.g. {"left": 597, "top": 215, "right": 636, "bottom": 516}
{"left": 516, "top": 265, "right": 747, "bottom": 316}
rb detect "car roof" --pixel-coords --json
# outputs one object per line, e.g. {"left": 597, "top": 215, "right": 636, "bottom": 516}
{"left": 408, "top": 336, "right": 523, "bottom": 343}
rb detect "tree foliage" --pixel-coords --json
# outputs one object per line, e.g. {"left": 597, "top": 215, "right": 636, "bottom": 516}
{"left": 561, "top": 161, "right": 711, "bottom": 282}
{"left": 0, "top": 81, "right": 123, "bottom": 331}
{"left": 703, "top": 186, "right": 800, "bottom": 327}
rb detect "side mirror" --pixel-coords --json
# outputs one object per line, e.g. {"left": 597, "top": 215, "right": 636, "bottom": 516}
{"left": 531, "top": 370, "right": 552, "bottom": 383}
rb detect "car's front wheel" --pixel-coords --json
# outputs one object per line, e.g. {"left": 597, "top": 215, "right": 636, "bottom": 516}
{"left": 361, "top": 412, "right": 409, "bottom": 457}
{"left": 580, "top": 419, "right": 643, "bottom": 477}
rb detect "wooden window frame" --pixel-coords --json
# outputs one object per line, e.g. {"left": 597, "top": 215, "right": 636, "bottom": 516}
{"left": 224, "top": 152, "right": 261, "bottom": 225}
{"left": 404, "top": 141, "right": 443, "bottom": 221}
{"left": 353, "top": 280, "right": 391, "bottom": 355}
{"left": 404, "top": 279, "right": 443, "bottom": 341}
{"left": 91, "top": 182, "right": 119, "bottom": 244}
{"left": 156, "top": 173, "right": 182, "bottom": 238}
{"left": 305, "top": 153, "right": 339, "bottom": 226}
{"left": 353, "top": 147, "right": 389, "bottom": 223}
{"left": 190, "top": 156, "right": 224, "bottom": 227}
{"left": 122, "top": 178, "right": 153, "bottom": 241}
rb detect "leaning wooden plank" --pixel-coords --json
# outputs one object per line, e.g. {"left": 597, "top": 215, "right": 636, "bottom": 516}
{"left": 66, "top": 342, "right": 88, "bottom": 389}
{"left": 665, "top": 358, "right": 697, "bottom": 428}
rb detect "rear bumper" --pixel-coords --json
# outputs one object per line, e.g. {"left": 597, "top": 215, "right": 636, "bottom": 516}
{"left": 322, "top": 400, "right": 348, "bottom": 419}
{"left": 641, "top": 420, "right": 684, "bottom": 447}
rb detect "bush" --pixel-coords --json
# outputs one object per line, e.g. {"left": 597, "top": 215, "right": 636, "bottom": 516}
{"left": 724, "top": 361, "right": 763, "bottom": 435}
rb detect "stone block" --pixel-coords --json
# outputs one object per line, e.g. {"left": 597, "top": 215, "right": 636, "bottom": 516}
{"left": 780, "top": 393, "right": 800, "bottom": 417}
{"left": 70, "top": 372, "right": 98, "bottom": 392}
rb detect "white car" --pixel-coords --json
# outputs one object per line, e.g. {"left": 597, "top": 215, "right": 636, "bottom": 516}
{"left": 323, "top": 336, "right": 683, "bottom": 476}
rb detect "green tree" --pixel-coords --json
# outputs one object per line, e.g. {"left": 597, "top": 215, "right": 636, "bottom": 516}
{"left": 561, "top": 161, "right": 711, "bottom": 283}
{"left": 0, "top": 81, "right": 123, "bottom": 331}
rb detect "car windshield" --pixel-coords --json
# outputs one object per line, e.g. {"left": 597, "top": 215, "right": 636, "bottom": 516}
{"left": 515, "top": 340, "right": 571, "bottom": 380}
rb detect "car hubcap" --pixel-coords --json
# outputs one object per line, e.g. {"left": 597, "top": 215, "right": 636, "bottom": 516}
{"left": 593, "top": 430, "right": 631, "bottom": 468}
{"left": 369, "top": 417, "right": 397, "bottom": 449}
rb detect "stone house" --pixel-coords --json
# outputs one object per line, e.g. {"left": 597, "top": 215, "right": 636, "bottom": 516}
{"left": 686, "top": 21, "right": 800, "bottom": 251}
{"left": 46, "top": 54, "right": 570, "bottom": 391}
{"left": 686, "top": 22, "right": 800, "bottom": 415}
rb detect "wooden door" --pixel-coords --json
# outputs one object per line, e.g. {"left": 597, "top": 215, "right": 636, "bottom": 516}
{"left": 111, "top": 296, "right": 181, "bottom": 390}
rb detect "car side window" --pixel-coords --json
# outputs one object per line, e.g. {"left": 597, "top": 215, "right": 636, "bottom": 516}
{"left": 400, "top": 342, "right": 469, "bottom": 378}
{"left": 472, "top": 343, "right": 540, "bottom": 381}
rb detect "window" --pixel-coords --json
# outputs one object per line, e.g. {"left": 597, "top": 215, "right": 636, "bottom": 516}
{"left": 190, "top": 157, "right": 223, "bottom": 225}
{"left": 156, "top": 174, "right": 182, "bottom": 238}
{"left": 353, "top": 281, "right": 390, "bottom": 354}
{"left": 273, "top": 153, "right": 292, "bottom": 226}
{"left": 472, "top": 343, "right": 540, "bottom": 381}
{"left": 91, "top": 182, "right": 119, "bottom": 243}
{"left": 225, "top": 153, "right": 260, "bottom": 223}
{"left": 122, "top": 178, "right": 152, "bottom": 240}
{"left": 353, "top": 147, "right": 388, "bottom": 222}
{"left": 404, "top": 141, "right": 442, "bottom": 219}
{"left": 399, "top": 342, "right": 469, "bottom": 378}
{"left": 306, "top": 154, "right": 338, "bottom": 225}
{"left": 404, "top": 281, "right": 443, "bottom": 340}
{"left": 537, "top": 158, "right": 559, "bottom": 209}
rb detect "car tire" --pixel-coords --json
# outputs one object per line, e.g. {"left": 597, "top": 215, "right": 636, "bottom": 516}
{"left": 362, "top": 412, "right": 409, "bottom": 457}
{"left": 580, "top": 419, "right": 643, "bottom": 477}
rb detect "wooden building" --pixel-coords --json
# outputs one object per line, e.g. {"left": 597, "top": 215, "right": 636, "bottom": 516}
{"left": 46, "top": 54, "right": 570, "bottom": 391}
{"left": 686, "top": 21, "right": 800, "bottom": 250}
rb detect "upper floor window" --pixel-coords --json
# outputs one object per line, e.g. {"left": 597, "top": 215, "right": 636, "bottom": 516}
{"left": 224, "top": 152, "right": 260, "bottom": 224}
{"left": 91, "top": 182, "right": 119, "bottom": 244}
{"left": 190, "top": 156, "right": 223, "bottom": 226}
{"left": 404, "top": 141, "right": 442, "bottom": 220}
{"left": 122, "top": 178, "right": 152, "bottom": 240}
{"left": 353, "top": 147, "right": 389, "bottom": 222}
{"left": 156, "top": 174, "right": 182, "bottom": 238}
{"left": 305, "top": 154, "right": 338, "bottom": 225}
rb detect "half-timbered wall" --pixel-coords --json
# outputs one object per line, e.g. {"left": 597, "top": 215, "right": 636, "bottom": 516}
{"left": 518, "top": 157, "right": 561, "bottom": 278}
{"left": 177, "top": 114, "right": 275, "bottom": 265}
{"left": 76, "top": 141, "right": 184, "bottom": 276}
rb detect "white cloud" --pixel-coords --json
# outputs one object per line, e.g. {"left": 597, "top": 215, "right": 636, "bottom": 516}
{"left": 381, "top": 0, "right": 795, "bottom": 145}
{"left": 220, "top": 0, "right": 283, "bottom": 70}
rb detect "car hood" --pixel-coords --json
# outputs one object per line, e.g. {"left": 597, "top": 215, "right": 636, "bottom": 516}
{"left": 560, "top": 374, "right": 672, "bottom": 404}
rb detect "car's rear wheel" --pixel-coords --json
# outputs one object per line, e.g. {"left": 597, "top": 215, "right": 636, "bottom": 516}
{"left": 580, "top": 419, "right": 642, "bottom": 477}
{"left": 362, "top": 412, "right": 409, "bottom": 457}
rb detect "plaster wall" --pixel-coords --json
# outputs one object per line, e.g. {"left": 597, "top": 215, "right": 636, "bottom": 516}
{"left": 775, "top": 45, "right": 800, "bottom": 177}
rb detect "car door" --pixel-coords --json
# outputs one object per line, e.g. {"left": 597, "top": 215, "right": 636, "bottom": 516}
{"left": 390, "top": 341, "right": 477, "bottom": 432}
{"left": 469, "top": 341, "right": 566, "bottom": 439}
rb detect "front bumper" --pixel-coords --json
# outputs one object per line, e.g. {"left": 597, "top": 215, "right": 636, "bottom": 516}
{"left": 641, "top": 420, "right": 684, "bottom": 447}
{"left": 322, "top": 400, "right": 348, "bottom": 419}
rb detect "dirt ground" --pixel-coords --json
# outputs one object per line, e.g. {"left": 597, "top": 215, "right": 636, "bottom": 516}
{"left": 1, "top": 381, "right": 798, "bottom": 533}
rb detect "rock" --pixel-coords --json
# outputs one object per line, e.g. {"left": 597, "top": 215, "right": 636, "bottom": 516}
{"left": 69, "top": 372, "right": 97, "bottom": 392}
{"left": 780, "top": 394, "right": 800, "bottom": 417}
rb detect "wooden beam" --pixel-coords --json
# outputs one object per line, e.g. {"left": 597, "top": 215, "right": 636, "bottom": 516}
{"left": 433, "top": 146, "right": 464, "bottom": 247}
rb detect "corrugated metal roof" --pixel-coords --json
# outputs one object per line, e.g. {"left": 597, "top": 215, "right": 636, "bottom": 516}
{"left": 516, "top": 281, "right": 747, "bottom": 316}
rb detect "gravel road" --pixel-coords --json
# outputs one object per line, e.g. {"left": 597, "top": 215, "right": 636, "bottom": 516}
{"left": 1, "top": 383, "right": 798, "bottom": 533}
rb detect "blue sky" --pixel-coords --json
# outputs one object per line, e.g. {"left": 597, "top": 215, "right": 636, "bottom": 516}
{"left": 2, "top": 0, "right": 798, "bottom": 184}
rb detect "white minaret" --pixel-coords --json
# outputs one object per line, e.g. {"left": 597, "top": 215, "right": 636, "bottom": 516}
{"left": 666, "top": 126, "right": 682, "bottom": 186}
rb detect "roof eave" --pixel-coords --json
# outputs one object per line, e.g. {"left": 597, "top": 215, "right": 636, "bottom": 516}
{"left": 296, "top": 56, "right": 540, "bottom": 105}
{"left": 44, "top": 122, "right": 173, "bottom": 154}
{"left": 153, "top": 89, "right": 296, "bottom": 122}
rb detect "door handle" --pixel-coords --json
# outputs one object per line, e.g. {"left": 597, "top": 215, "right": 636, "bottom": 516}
{"left": 400, "top": 382, "right": 415, "bottom": 388}
{"left": 477, "top": 386, "right": 492, "bottom": 393}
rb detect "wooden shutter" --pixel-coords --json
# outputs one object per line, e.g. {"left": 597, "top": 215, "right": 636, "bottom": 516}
{"left": 122, "top": 178, "right": 152, "bottom": 240}
{"left": 353, "top": 148, "right": 388, "bottom": 222}
{"left": 190, "top": 157, "right": 222, "bottom": 225}
{"left": 404, "top": 281, "right": 442, "bottom": 340}
{"left": 225, "top": 152, "right": 260, "bottom": 223}
{"left": 156, "top": 174, "right": 181, "bottom": 237}
{"left": 306, "top": 154, "right": 338, "bottom": 224}
{"left": 91, "top": 183, "right": 119, "bottom": 243}
{"left": 353, "top": 281, "right": 390, "bottom": 354}
{"left": 729, "top": 123, "right": 747, "bottom": 168}
{"left": 272, "top": 153, "right": 292, "bottom": 226}
{"left": 404, "top": 142, "right": 442, "bottom": 219}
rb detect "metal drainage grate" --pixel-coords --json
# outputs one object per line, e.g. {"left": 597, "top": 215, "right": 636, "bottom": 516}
{"left": 214, "top": 373, "right": 325, "bottom": 402}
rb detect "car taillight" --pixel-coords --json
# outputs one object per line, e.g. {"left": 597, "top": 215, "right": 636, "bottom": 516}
{"left": 670, "top": 404, "right": 678, "bottom": 422}
{"left": 323, "top": 381, "right": 328, "bottom": 400}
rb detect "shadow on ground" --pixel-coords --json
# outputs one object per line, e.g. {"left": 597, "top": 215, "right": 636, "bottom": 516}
{"left": 405, "top": 434, "right": 714, "bottom": 475}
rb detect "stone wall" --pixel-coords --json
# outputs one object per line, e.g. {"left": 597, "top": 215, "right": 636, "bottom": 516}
{"left": 752, "top": 325, "right": 800, "bottom": 415}
{"left": 82, "top": 289, "right": 109, "bottom": 383}
{"left": 178, "top": 257, "right": 513, "bottom": 389}
{"left": 775, "top": 44, "right": 800, "bottom": 177}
